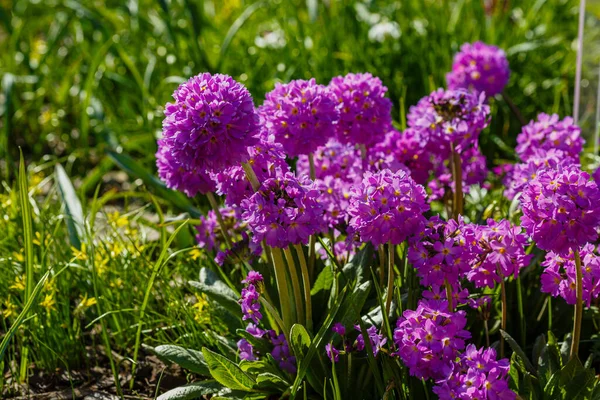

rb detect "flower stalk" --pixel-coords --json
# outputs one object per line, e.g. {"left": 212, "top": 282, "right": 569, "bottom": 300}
{"left": 294, "top": 244, "right": 313, "bottom": 332}
{"left": 385, "top": 242, "right": 395, "bottom": 315}
{"left": 206, "top": 192, "right": 233, "bottom": 249}
{"left": 450, "top": 143, "right": 463, "bottom": 219}
{"left": 284, "top": 247, "right": 305, "bottom": 327}
{"left": 500, "top": 279, "right": 507, "bottom": 358}
{"left": 570, "top": 248, "right": 584, "bottom": 359}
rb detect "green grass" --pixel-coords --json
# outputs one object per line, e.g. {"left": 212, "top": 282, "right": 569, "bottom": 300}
{"left": 0, "top": 0, "right": 592, "bottom": 397}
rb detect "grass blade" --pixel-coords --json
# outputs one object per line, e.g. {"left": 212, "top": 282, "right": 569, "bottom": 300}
{"left": 18, "top": 150, "right": 35, "bottom": 301}
{"left": 55, "top": 163, "right": 85, "bottom": 249}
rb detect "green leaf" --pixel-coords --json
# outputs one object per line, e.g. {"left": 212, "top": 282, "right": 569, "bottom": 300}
{"left": 255, "top": 372, "right": 289, "bottom": 391}
{"left": 157, "top": 380, "right": 225, "bottom": 400}
{"left": 152, "top": 345, "right": 210, "bottom": 376}
{"left": 190, "top": 268, "right": 241, "bottom": 318}
{"left": 108, "top": 150, "right": 201, "bottom": 218}
{"left": 558, "top": 356, "right": 596, "bottom": 399}
{"left": 202, "top": 348, "right": 256, "bottom": 392}
{"left": 336, "top": 281, "right": 371, "bottom": 329}
{"left": 311, "top": 263, "right": 334, "bottom": 296}
{"left": 55, "top": 164, "right": 85, "bottom": 249}
{"left": 289, "top": 324, "right": 326, "bottom": 396}
{"left": 500, "top": 329, "right": 537, "bottom": 377}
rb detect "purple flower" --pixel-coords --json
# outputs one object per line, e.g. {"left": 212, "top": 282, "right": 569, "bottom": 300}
{"left": 332, "top": 322, "right": 346, "bottom": 336}
{"left": 328, "top": 72, "right": 392, "bottom": 145}
{"left": 195, "top": 206, "right": 244, "bottom": 252}
{"left": 408, "top": 217, "right": 476, "bottom": 287}
{"left": 348, "top": 169, "right": 429, "bottom": 247}
{"left": 237, "top": 339, "right": 257, "bottom": 361}
{"left": 325, "top": 343, "right": 340, "bottom": 363}
{"left": 393, "top": 299, "right": 471, "bottom": 380}
{"left": 240, "top": 284, "right": 262, "bottom": 324}
{"left": 270, "top": 332, "right": 297, "bottom": 374}
{"left": 160, "top": 73, "right": 259, "bottom": 172}
{"left": 541, "top": 244, "right": 600, "bottom": 307}
{"left": 156, "top": 144, "right": 216, "bottom": 197}
{"left": 296, "top": 139, "right": 363, "bottom": 182}
{"left": 446, "top": 41, "right": 510, "bottom": 97}
{"left": 215, "top": 232, "right": 262, "bottom": 266}
{"left": 463, "top": 219, "right": 532, "bottom": 289}
{"left": 433, "top": 344, "right": 515, "bottom": 400}
{"left": 502, "top": 148, "right": 577, "bottom": 201}
{"left": 593, "top": 166, "right": 600, "bottom": 187}
{"left": 212, "top": 137, "right": 290, "bottom": 206}
{"left": 520, "top": 164, "right": 600, "bottom": 255}
{"left": 407, "top": 88, "right": 490, "bottom": 157}
{"left": 516, "top": 113, "right": 584, "bottom": 162}
{"left": 242, "top": 271, "right": 264, "bottom": 285}
{"left": 240, "top": 172, "right": 325, "bottom": 248}
{"left": 259, "top": 79, "right": 338, "bottom": 157}
{"left": 354, "top": 325, "right": 387, "bottom": 357}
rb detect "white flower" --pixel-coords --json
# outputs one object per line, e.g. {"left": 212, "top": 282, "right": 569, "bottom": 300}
{"left": 368, "top": 21, "right": 401, "bottom": 43}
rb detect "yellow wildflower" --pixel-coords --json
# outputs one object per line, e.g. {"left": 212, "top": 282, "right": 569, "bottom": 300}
{"left": 71, "top": 244, "right": 88, "bottom": 261}
{"left": 75, "top": 294, "right": 97, "bottom": 314}
{"left": 9, "top": 275, "right": 26, "bottom": 291}
{"left": 12, "top": 252, "right": 24, "bottom": 263}
{"left": 192, "top": 295, "right": 210, "bottom": 324}
{"left": 39, "top": 293, "right": 56, "bottom": 313}
{"left": 2, "top": 298, "right": 18, "bottom": 319}
{"left": 190, "top": 248, "right": 203, "bottom": 261}
{"left": 108, "top": 211, "right": 128, "bottom": 228}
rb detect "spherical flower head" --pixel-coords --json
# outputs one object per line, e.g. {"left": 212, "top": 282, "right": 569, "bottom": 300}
{"left": 408, "top": 216, "right": 477, "bottom": 287}
{"left": 516, "top": 113, "right": 584, "bottom": 162}
{"left": 446, "top": 41, "right": 510, "bottom": 97}
{"left": 312, "top": 176, "right": 353, "bottom": 228}
{"left": 541, "top": 244, "right": 600, "bottom": 307}
{"left": 259, "top": 78, "right": 337, "bottom": 157}
{"left": 156, "top": 143, "right": 216, "bottom": 197}
{"left": 521, "top": 165, "right": 600, "bottom": 255}
{"left": 503, "top": 148, "right": 577, "bottom": 201}
{"left": 296, "top": 139, "right": 363, "bottom": 183}
{"left": 348, "top": 169, "right": 429, "bottom": 247}
{"left": 464, "top": 219, "right": 532, "bottom": 289}
{"left": 212, "top": 137, "right": 290, "bottom": 206}
{"left": 433, "top": 344, "right": 515, "bottom": 400}
{"left": 329, "top": 72, "right": 393, "bottom": 145}
{"left": 407, "top": 88, "right": 490, "bottom": 155}
{"left": 393, "top": 299, "right": 471, "bottom": 380}
{"left": 161, "top": 73, "right": 259, "bottom": 171}
{"left": 240, "top": 172, "right": 325, "bottom": 248}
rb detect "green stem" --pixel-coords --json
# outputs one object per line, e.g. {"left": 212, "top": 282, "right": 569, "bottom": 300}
{"left": 516, "top": 276, "right": 526, "bottom": 348}
{"left": 500, "top": 280, "right": 507, "bottom": 358}
{"left": 378, "top": 245, "right": 386, "bottom": 286}
{"left": 445, "top": 278, "right": 453, "bottom": 312}
{"left": 294, "top": 244, "right": 313, "bottom": 332}
{"left": 270, "top": 247, "right": 293, "bottom": 339}
{"left": 450, "top": 143, "right": 463, "bottom": 219}
{"left": 242, "top": 161, "right": 261, "bottom": 191}
{"left": 206, "top": 192, "right": 233, "bottom": 249}
{"left": 570, "top": 248, "right": 584, "bottom": 359}
{"left": 548, "top": 296, "right": 553, "bottom": 332}
{"left": 385, "top": 242, "right": 395, "bottom": 316}
{"left": 284, "top": 247, "right": 304, "bottom": 327}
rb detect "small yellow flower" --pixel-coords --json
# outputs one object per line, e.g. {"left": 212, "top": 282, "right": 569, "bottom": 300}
{"left": 76, "top": 294, "right": 97, "bottom": 312}
{"left": 71, "top": 244, "right": 88, "bottom": 261}
{"left": 2, "top": 298, "right": 18, "bottom": 319}
{"left": 39, "top": 293, "right": 56, "bottom": 313}
{"left": 192, "top": 295, "right": 210, "bottom": 324}
{"left": 44, "top": 278, "right": 56, "bottom": 293}
{"left": 108, "top": 211, "right": 128, "bottom": 228}
{"left": 33, "top": 232, "right": 50, "bottom": 247}
{"left": 12, "top": 252, "right": 24, "bottom": 263}
{"left": 9, "top": 275, "right": 26, "bottom": 291}
{"left": 190, "top": 248, "right": 203, "bottom": 261}
{"left": 110, "top": 278, "right": 123, "bottom": 288}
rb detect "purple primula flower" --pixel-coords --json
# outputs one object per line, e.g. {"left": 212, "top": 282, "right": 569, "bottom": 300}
{"left": 270, "top": 332, "right": 297, "bottom": 374}
{"left": 433, "top": 344, "right": 515, "bottom": 400}
{"left": 329, "top": 72, "right": 393, "bottom": 145}
{"left": 159, "top": 73, "right": 259, "bottom": 173}
{"left": 242, "top": 271, "right": 264, "bottom": 286}
{"left": 516, "top": 113, "right": 584, "bottom": 162}
{"left": 541, "top": 244, "right": 600, "bottom": 307}
{"left": 259, "top": 78, "right": 338, "bottom": 157}
{"left": 237, "top": 339, "right": 257, "bottom": 361}
{"left": 240, "top": 172, "right": 325, "bottom": 248}
{"left": 332, "top": 322, "right": 346, "bottom": 336}
{"left": 354, "top": 325, "right": 387, "bottom": 357}
{"left": 212, "top": 136, "right": 290, "bottom": 206}
{"left": 156, "top": 143, "right": 216, "bottom": 197}
{"left": 463, "top": 219, "right": 532, "bottom": 289}
{"left": 348, "top": 169, "right": 429, "bottom": 247}
{"left": 521, "top": 164, "right": 600, "bottom": 255}
{"left": 246, "top": 323, "right": 266, "bottom": 339}
{"left": 195, "top": 206, "right": 245, "bottom": 252}
{"left": 240, "top": 284, "right": 262, "bottom": 324}
{"left": 296, "top": 139, "right": 363, "bottom": 182}
{"left": 407, "top": 88, "right": 490, "bottom": 157}
{"left": 394, "top": 299, "right": 471, "bottom": 380}
{"left": 325, "top": 343, "right": 340, "bottom": 363}
{"left": 446, "top": 41, "right": 510, "bottom": 98}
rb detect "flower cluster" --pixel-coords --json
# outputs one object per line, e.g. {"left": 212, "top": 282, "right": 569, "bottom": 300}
{"left": 212, "top": 137, "right": 290, "bottom": 206}
{"left": 393, "top": 299, "right": 471, "bottom": 380}
{"left": 160, "top": 73, "right": 259, "bottom": 174}
{"left": 259, "top": 79, "right": 337, "bottom": 157}
{"left": 428, "top": 147, "right": 488, "bottom": 201}
{"left": 241, "top": 172, "right": 324, "bottom": 248}
{"left": 329, "top": 72, "right": 393, "bottom": 145}
{"left": 348, "top": 169, "right": 428, "bottom": 247}
{"left": 516, "top": 113, "right": 584, "bottom": 162}
{"left": 521, "top": 164, "right": 600, "bottom": 255}
{"left": 541, "top": 244, "right": 600, "bottom": 307}
{"left": 408, "top": 217, "right": 475, "bottom": 287}
{"left": 446, "top": 41, "right": 510, "bottom": 97}
{"left": 433, "top": 344, "right": 514, "bottom": 400}
{"left": 156, "top": 144, "right": 216, "bottom": 197}
{"left": 464, "top": 219, "right": 531, "bottom": 289}
{"left": 407, "top": 88, "right": 490, "bottom": 156}
{"left": 376, "top": 129, "right": 434, "bottom": 185}
{"left": 195, "top": 206, "right": 245, "bottom": 252}
{"left": 240, "top": 274, "right": 263, "bottom": 324}
{"left": 325, "top": 323, "right": 387, "bottom": 363}
{"left": 296, "top": 139, "right": 363, "bottom": 182}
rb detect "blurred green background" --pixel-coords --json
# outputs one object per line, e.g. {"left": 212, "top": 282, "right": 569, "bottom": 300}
{"left": 0, "top": 0, "right": 589, "bottom": 184}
